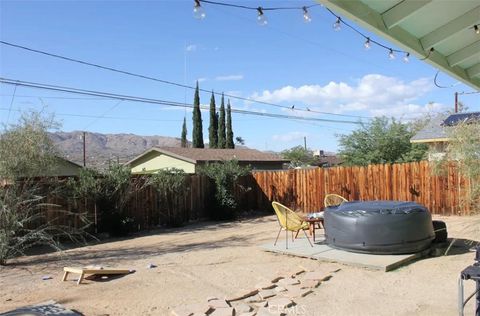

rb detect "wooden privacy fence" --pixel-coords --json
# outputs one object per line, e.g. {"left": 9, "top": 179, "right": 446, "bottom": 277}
{"left": 35, "top": 161, "right": 471, "bottom": 232}
{"left": 244, "top": 161, "right": 471, "bottom": 216}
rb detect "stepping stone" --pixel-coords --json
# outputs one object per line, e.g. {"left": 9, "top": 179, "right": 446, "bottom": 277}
{"left": 226, "top": 289, "right": 259, "bottom": 302}
{"left": 282, "top": 287, "right": 313, "bottom": 299}
{"left": 274, "top": 286, "right": 287, "bottom": 293}
{"left": 256, "top": 307, "right": 284, "bottom": 316}
{"left": 271, "top": 276, "right": 284, "bottom": 283}
{"left": 255, "top": 281, "right": 276, "bottom": 290}
{"left": 267, "top": 297, "right": 293, "bottom": 310}
{"left": 300, "top": 280, "right": 319, "bottom": 289}
{"left": 252, "top": 301, "right": 268, "bottom": 308}
{"left": 303, "top": 271, "right": 331, "bottom": 281}
{"left": 245, "top": 294, "right": 264, "bottom": 304}
{"left": 208, "top": 299, "right": 231, "bottom": 309}
{"left": 277, "top": 278, "right": 300, "bottom": 287}
{"left": 258, "top": 289, "right": 276, "bottom": 300}
{"left": 232, "top": 302, "right": 252, "bottom": 314}
{"left": 210, "top": 307, "right": 235, "bottom": 316}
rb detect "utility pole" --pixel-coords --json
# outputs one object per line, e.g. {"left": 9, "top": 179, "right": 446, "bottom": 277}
{"left": 455, "top": 92, "right": 458, "bottom": 113}
{"left": 82, "top": 131, "right": 86, "bottom": 167}
{"left": 304, "top": 136, "right": 307, "bottom": 151}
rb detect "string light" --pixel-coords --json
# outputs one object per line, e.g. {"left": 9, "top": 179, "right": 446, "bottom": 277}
{"left": 302, "top": 6, "right": 312, "bottom": 23}
{"left": 257, "top": 7, "right": 267, "bottom": 26}
{"left": 193, "top": 0, "right": 206, "bottom": 19}
{"left": 333, "top": 17, "right": 341, "bottom": 31}
{"left": 364, "top": 38, "right": 371, "bottom": 50}
{"left": 403, "top": 52, "right": 410, "bottom": 63}
{"left": 474, "top": 25, "right": 479, "bottom": 35}
{"left": 388, "top": 49, "right": 395, "bottom": 60}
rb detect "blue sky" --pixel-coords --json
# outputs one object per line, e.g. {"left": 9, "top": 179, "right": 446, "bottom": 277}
{"left": 1, "top": 0, "right": 478, "bottom": 152}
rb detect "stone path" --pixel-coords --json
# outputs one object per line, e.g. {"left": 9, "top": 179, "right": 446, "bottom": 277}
{"left": 170, "top": 267, "right": 336, "bottom": 316}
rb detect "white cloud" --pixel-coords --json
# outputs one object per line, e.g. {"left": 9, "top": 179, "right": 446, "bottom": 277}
{"left": 197, "top": 77, "right": 207, "bottom": 83}
{"left": 250, "top": 74, "right": 434, "bottom": 117}
{"left": 186, "top": 44, "right": 197, "bottom": 52}
{"left": 272, "top": 131, "right": 308, "bottom": 142}
{"left": 215, "top": 74, "right": 244, "bottom": 81}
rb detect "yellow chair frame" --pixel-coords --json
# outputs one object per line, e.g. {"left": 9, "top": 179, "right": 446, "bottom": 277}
{"left": 324, "top": 194, "right": 348, "bottom": 207}
{"left": 272, "top": 202, "right": 313, "bottom": 249}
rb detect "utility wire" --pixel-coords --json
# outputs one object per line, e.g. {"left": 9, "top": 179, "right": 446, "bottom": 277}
{"left": 0, "top": 77, "right": 363, "bottom": 125}
{"left": 0, "top": 40, "right": 369, "bottom": 120}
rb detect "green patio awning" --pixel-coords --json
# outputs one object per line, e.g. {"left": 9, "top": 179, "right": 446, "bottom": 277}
{"left": 318, "top": 0, "right": 480, "bottom": 91}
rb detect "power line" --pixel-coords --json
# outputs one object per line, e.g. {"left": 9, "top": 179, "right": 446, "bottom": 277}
{"left": 0, "top": 77, "right": 363, "bottom": 125}
{"left": 0, "top": 40, "right": 370, "bottom": 120}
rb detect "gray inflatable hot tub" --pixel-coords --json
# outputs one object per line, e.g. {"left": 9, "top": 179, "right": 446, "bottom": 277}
{"left": 324, "top": 201, "right": 435, "bottom": 254}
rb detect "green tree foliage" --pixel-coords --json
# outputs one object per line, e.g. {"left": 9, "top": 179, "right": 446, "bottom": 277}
{"left": 281, "top": 146, "right": 317, "bottom": 168}
{"left": 0, "top": 111, "right": 60, "bottom": 179}
{"left": 226, "top": 100, "right": 234, "bottom": 149}
{"left": 181, "top": 117, "right": 188, "bottom": 148}
{"left": 235, "top": 136, "right": 245, "bottom": 146}
{"left": 200, "top": 160, "right": 250, "bottom": 219}
{"left": 0, "top": 111, "right": 89, "bottom": 265}
{"left": 434, "top": 121, "right": 480, "bottom": 213}
{"left": 208, "top": 92, "right": 218, "bottom": 148}
{"left": 217, "top": 93, "right": 226, "bottom": 149}
{"left": 69, "top": 163, "right": 148, "bottom": 236}
{"left": 192, "top": 81, "right": 204, "bottom": 148}
{"left": 338, "top": 117, "right": 428, "bottom": 166}
{"left": 149, "top": 168, "right": 188, "bottom": 227}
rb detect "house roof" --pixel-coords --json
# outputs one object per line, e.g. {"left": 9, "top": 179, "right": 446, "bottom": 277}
{"left": 319, "top": 0, "right": 480, "bottom": 91}
{"left": 127, "top": 147, "right": 289, "bottom": 165}
{"left": 410, "top": 114, "right": 449, "bottom": 143}
{"left": 442, "top": 111, "right": 480, "bottom": 126}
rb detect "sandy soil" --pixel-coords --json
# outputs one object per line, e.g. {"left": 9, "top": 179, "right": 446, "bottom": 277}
{"left": 0, "top": 215, "right": 479, "bottom": 316}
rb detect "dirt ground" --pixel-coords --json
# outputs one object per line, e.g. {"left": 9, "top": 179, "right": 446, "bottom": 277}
{"left": 1, "top": 214, "right": 479, "bottom": 316}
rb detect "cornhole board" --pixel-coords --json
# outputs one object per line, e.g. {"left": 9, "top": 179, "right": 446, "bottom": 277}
{"left": 62, "top": 267, "right": 131, "bottom": 285}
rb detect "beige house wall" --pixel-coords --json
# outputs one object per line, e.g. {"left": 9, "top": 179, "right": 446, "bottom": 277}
{"left": 130, "top": 151, "right": 196, "bottom": 174}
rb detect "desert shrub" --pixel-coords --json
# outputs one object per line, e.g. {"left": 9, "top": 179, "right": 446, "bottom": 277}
{"left": 200, "top": 160, "right": 250, "bottom": 220}
{"left": 149, "top": 168, "right": 188, "bottom": 227}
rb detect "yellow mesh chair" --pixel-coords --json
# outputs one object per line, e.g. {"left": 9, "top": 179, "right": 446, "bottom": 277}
{"left": 272, "top": 202, "right": 313, "bottom": 249}
{"left": 324, "top": 194, "right": 348, "bottom": 207}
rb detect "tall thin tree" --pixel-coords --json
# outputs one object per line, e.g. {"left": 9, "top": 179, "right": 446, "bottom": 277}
{"left": 192, "top": 81, "right": 204, "bottom": 148}
{"left": 181, "top": 116, "right": 188, "bottom": 148}
{"left": 226, "top": 99, "right": 234, "bottom": 149}
{"left": 218, "top": 93, "right": 226, "bottom": 149}
{"left": 208, "top": 91, "right": 218, "bottom": 148}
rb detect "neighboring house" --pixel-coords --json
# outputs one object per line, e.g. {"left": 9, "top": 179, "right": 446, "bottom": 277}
{"left": 127, "top": 147, "right": 289, "bottom": 174}
{"left": 411, "top": 112, "right": 480, "bottom": 161}
{"left": 49, "top": 157, "right": 84, "bottom": 176}
{"left": 313, "top": 150, "right": 342, "bottom": 167}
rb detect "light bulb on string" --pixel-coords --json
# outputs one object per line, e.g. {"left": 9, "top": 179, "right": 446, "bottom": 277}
{"left": 333, "top": 17, "right": 341, "bottom": 31}
{"left": 475, "top": 25, "right": 479, "bottom": 35}
{"left": 388, "top": 49, "right": 395, "bottom": 60}
{"left": 193, "top": 0, "right": 206, "bottom": 20}
{"left": 257, "top": 7, "right": 267, "bottom": 26}
{"left": 302, "top": 7, "right": 312, "bottom": 23}
{"left": 364, "top": 38, "right": 371, "bottom": 50}
{"left": 403, "top": 52, "right": 410, "bottom": 63}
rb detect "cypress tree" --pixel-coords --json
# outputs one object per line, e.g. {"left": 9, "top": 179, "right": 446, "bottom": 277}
{"left": 218, "top": 93, "right": 226, "bottom": 149}
{"left": 226, "top": 99, "right": 234, "bottom": 149}
{"left": 192, "top": 81, "right": 204, "bottom": 148}
{"left": 181, "top": 117, "right": 188, "bottom": 148}
{"left": 208, "top": 91, "right": 218, "bottom": 148}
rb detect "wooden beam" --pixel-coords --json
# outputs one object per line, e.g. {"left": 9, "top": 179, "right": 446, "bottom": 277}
{"left": 317, "top": 0, "right": 480, "bottom": 90}
{"left": 420, "top": 6, "right": 480, "bottom": 50}
{"left": 447, "top": 41, "right": 480, "bottom": 67}
{"left": 466, "top": 63, "right": 480, "bottom": 79}
{"left": 382, "top": 0, "right": 432, "bottom": 29}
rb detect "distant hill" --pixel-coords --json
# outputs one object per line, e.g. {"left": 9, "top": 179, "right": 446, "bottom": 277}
{"left": 50, "top": 131, "right": 185, "bottom": 169}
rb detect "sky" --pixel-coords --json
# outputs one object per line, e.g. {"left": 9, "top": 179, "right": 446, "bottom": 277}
{"left": 1, "top": 0, "right": 479, "bottom": 153}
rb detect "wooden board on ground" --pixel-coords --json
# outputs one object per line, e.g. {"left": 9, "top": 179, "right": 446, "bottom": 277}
{"left": 62, "top": 266, "right": 131, "bottom": 285}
